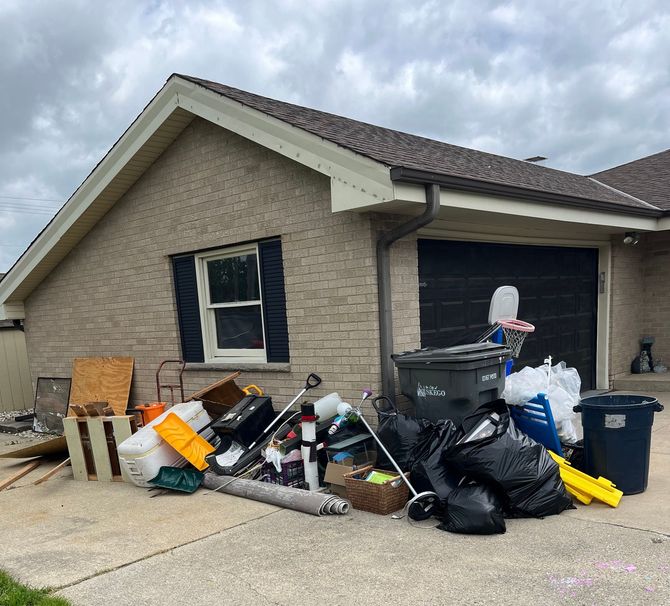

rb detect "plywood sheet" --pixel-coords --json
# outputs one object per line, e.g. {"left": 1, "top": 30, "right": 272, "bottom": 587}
{"left": 70, "top": 357, "right": 134, "bottom": 417}
{"left": 0, "top": 436, "right": 67, "bottom": 459}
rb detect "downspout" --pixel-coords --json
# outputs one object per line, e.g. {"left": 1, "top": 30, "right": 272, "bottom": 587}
{"left": 377, "top": 182, "right": 441, "bottom": 400}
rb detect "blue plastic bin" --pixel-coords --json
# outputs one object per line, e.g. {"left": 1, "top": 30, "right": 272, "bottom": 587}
{"left": 574, "top": 395, "right": 664, "bottom": 495}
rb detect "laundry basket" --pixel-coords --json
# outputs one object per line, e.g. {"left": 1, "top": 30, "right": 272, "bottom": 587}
{"left": 343, "top": 465, "right": 409, "bottom": 515}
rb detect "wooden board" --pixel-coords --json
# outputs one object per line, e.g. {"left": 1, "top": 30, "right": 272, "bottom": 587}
{"left": 0, "top": 436, "right": 67, "bottom": 459}
{"left": 87, "top": 417, "right": 113, "bottom": 481}
{"left": 33, "top": 458, "right": 71, "bottom": 485}
{"left": 62, "top": 419, "right": 88, "bottom": 481}
{"left": 69, "top": 357, "right": 134, "bottom": 416}
{"left": 110, "top": 417, "right": 133, "bottom": 483}
{"left": 0, "top": 460, "right": 41, "bottom": 491}
{"left": 188, "top": 371, "right": 244, "bottom": 417}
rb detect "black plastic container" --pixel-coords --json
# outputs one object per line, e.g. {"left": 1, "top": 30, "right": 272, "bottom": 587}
{"left": 575, "top": 394, "right": 664, "bottom": 495}
{"left": 210, "top": 395, "right": 275, "bottom": 448}
{"left": 392, "top": 342, "right": 511, "bottom": 425}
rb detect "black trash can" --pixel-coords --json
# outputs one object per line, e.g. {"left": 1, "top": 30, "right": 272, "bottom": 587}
{"left": 392, "top": 343, "right": 511, "bottom": 425}
{"left": 574, "top": 395, "right": 664, "bottom": 495}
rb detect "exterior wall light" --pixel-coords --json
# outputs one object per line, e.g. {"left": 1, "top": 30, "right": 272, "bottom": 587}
{"left": 623, "top": 232, "right": 640, "bottom": 245}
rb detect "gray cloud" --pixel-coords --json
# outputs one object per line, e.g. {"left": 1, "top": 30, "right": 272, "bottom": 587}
{"left": 1, "top": 0, "right": 669, "bottom": 270}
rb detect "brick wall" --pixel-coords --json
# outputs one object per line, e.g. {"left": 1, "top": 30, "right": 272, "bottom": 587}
{"left": 24, "top": 117, "right": 421, "bottom": 413}
{"left": 642, "top": 232, "right": 670, "bottom": 367}
{"left": 609, "top": 237, "right": 646, "bottom": 379}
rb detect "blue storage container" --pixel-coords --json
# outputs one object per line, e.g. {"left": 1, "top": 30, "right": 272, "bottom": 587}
{"left": 575, "top": 395, "right": 663, "bottom": 495}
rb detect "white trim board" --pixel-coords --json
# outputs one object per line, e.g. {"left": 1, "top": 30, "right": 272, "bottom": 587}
{"left": 396, "top": 184, "right": 659, "bottom": 232}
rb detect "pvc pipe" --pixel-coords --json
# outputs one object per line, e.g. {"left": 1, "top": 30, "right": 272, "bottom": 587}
{"left": 300, "top": 402, "right": 320, "bottom": 491}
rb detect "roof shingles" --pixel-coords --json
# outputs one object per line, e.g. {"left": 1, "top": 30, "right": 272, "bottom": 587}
{"left": 592, "top": 149, "right": 670, "bottom": 210}
{"left": 179, "top": 74, "right": 659, "bottom": 213}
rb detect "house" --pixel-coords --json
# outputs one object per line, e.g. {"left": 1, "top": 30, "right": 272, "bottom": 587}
{"left": 0, "top": 273, "right": 33, "bottom": 411}
{"left": 0, "top": 74, "right": 668, "bottom": 406}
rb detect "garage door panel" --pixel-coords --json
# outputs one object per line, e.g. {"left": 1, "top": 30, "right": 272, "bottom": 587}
{"left": 440, "top": 300, "right": 465, "bottom": 329}
{"left": 418, "top": 239, "right": 598, "bottom": 390}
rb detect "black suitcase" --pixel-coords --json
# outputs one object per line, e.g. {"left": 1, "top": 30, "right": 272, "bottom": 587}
{"left": 211, "top": 395, "right": 276, "bottom": 448}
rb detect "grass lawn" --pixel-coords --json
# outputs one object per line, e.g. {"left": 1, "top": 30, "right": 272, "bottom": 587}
{"left": 0, "top": 571, "right": 70, "bottom": 606}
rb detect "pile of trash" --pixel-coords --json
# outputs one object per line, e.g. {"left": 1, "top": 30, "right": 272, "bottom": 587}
{"left": 2, "top": 355, "right": 635, "bottom": 537}
{"left": 376, "top": 398, "right": 574, "bottom": 534}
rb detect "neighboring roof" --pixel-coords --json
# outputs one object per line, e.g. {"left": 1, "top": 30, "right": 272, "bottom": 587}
{"left": 592, "top": 149, "right": 670, "bottom": 211}
{"left": 179, "top": 75, "right": 658, "bottom": 213}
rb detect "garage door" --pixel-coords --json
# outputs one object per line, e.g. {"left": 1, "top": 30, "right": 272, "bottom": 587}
{"left": 418, "top": 239, "right": 599, "bottom": 390}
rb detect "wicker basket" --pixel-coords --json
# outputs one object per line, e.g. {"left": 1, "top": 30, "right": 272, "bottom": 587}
{"left": 343, "top": 465, "right": 409, "bottom": 515}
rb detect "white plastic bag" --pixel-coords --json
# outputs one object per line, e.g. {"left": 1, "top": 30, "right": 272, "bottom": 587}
{"left": 502, "top": 366, "right": 547, "bottom": 405}
{"left": 503, "top": 359, "right": 580, "bottom": 443}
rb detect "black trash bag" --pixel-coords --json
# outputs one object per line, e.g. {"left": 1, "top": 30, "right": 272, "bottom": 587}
{"left": 374, "top": 398, "right": 434, "bottom": 471}
{"left": 410, "top": 421, "right": 462, "bottom": 512}
{"left": 438, "top": 482, "right": 506, "bottom": 535}
{"left": 442, "top": 399, "right": 573, "bottom": 518}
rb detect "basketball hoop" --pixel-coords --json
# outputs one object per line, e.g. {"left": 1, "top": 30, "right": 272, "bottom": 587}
{"left": 499, "top": 319, "right": 535, "bottom": 358}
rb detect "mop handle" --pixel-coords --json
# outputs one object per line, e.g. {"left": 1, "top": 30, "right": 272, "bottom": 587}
{"left": 248, "top": 374, "right": 321, "bottom": 450}
{"left": 356, "top": 413, "right": 418, "bottom": 498}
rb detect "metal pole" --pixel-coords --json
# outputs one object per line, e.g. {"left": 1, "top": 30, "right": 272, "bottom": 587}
{"left": 356, "top": 413, "right": 418, "bottom": 498}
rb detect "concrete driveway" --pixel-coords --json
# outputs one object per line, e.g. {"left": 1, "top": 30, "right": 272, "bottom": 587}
{"left": 0, "top": 392, "right": 668, "bottom": 605}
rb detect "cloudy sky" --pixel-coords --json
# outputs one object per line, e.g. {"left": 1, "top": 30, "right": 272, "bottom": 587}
{"left": 1, "top": 0, "right": 669, "bottom": 271}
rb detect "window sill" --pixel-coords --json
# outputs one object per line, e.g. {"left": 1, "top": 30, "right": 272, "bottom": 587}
{"left": 185, "top": 362, "right": 291, "bottom": 373}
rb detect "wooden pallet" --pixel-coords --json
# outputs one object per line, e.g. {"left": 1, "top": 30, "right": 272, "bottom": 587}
{"left": 63, "top": 416, "right": 136, "bottom": 482}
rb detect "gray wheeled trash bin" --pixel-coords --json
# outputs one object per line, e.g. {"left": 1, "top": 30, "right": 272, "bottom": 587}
{"left": 392, "top": 343, "right": 511, "bottom": 425}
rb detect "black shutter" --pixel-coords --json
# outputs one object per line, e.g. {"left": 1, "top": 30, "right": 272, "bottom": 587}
{"left": 172, "top": 255, "right": 205, "bottom": 363}
{"left": 259, "top": 239, "right": 290, "bottom": 363}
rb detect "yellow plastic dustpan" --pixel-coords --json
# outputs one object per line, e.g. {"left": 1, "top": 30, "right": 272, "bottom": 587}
{"left": 153, "top": 413, "right": 215, "bottom": 471}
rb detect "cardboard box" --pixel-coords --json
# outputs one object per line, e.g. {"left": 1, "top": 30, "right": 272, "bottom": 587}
{"left": 324, "top": 462, "right": 354, "bottom": 498}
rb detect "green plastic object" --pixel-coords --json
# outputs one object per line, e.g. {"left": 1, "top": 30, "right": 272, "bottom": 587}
{"left": 364, "top": 470, "right": 398, "bottom": 485}
{"left": 149, "top": 466, "right": 205, "bottom": 494}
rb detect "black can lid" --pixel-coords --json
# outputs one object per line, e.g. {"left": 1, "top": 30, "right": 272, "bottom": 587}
{"left": 392, "top": 342, "right": 511, "bottom": 364}
{"left": 578, "top": 394, "right": 659, "bottom": 410}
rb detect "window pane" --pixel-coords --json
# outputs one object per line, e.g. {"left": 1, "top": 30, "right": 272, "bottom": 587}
{"left": 207, "top": 254, "right": 260, "bottom": 304}
{"left": 214, "top": 305, "right": 264, "bottom": 350}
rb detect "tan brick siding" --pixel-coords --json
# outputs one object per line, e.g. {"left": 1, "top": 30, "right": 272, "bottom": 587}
{"left": 24, "top": 117, "right": 422, "bottom": 413}
{"left": 642, "top": 232, "right": 670, "bottom": 368}
{"left": 609, "top": 237, "right": 645, "bottom": 380}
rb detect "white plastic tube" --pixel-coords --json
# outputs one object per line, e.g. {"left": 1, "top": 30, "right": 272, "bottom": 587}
{"left": 300, "top": 402, "right": 320, "bottom": 491}
{"left": 312, "top": 392, "right": 343, "bottom": 419}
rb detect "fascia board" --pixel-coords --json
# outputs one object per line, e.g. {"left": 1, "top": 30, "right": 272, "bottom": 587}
{"left": 393, "top": 183, "right": 659, "bottom": 232}
{"left": 0, "top": 302, "right": 25, "bottom": 321}
{"left": 175, "top": 80, "right": 395, "bottom": 209}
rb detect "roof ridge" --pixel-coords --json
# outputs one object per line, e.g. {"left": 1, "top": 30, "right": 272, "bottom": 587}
{"left": 587, "top": 177, "right": 662, "bottom": 211}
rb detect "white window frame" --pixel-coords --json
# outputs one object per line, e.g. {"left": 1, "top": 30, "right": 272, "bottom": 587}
{"left": 195, "top": 244, "right": 267, "bottom": 363}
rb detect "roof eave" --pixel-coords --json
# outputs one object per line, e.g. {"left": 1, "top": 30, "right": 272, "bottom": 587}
{"left": 390, "top": 166, "right": 664, "bottom": 218}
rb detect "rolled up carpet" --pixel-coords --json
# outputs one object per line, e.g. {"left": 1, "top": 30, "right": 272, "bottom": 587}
{"left": 203, "top": 473, "right": 350, "bottom": 516}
